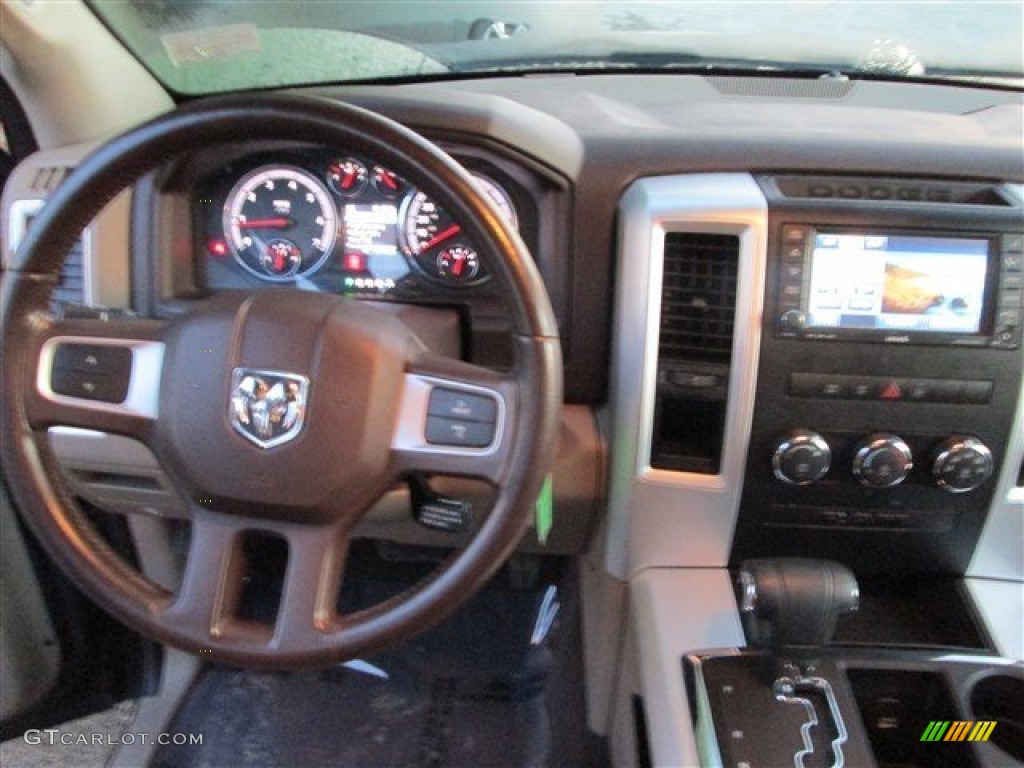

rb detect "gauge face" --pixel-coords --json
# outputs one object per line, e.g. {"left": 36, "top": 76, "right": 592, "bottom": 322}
{"left": 472, "top": 174, "right": 518, "bottom": 232}
{"left": 400, "top": 191, "right": 462, "bottom": 257}
{"left": 224, "top": 165, "right": 338, "bottom": 282}
{"left": 437, "top": 245, "right": 480, "bottom": 282}
{"left": 398, "top": 174, "right": 516, "bottom": 286}
{"left": 327, "top": 157, "right": 368, "bottom": 198}
{"left": 371, "top": 166, "right": 407, "bottom": 199}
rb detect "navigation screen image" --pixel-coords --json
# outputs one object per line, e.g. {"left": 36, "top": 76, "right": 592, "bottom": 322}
{"left": 806, "top": 234, "right": 989, "bottom": 334}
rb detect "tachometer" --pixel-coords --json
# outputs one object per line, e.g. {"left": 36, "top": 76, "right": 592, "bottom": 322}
{"left": 399, "top": 173, "right": 517, "bottom": 286}
{"left": 224, "top": 165, "right": 338, "bottom": 282}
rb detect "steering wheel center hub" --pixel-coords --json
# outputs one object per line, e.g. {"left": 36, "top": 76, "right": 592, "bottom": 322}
{"left": 156, "top": 290, "right": 411, "bottom": 523}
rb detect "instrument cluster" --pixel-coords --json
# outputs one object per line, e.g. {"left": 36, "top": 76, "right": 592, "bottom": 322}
{"left": 200, "top": 151, "right": 520, "bottom": 298}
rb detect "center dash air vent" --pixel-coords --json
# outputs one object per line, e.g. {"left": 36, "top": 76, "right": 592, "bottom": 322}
{"left": 659, "top": 233, "right": 740, "bottom": 364}
{"left": 651, "top": 233, "right": 740, "bottom": 475}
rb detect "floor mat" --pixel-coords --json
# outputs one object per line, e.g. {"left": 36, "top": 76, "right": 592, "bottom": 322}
{"left": 154, "top": 556, "right": 605, "bottom": 768}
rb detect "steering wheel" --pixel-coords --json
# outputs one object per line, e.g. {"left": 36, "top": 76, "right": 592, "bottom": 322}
{"left": 0, "top": 94, "right": 562, "bottom": 669}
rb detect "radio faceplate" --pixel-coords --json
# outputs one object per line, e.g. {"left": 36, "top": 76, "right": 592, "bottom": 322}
{"left": 775, "top": 225, "right": 1021, "bottom": 350}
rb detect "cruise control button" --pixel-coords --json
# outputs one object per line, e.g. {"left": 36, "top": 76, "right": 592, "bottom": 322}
{"left": 427, "top": 388, "right": 497, "bottom": 423}
{"left": 53, "top": 343, "right": 133, "bottom": 378}
{"left": 425, "top": 416, "right": 495, "bottom": 448}
{"left": 51, "top": 368, "right": 129, "bottom": 403}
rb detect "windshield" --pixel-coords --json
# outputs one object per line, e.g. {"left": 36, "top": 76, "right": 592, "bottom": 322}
{"left": 89, "top": 1, "right": 1023, "bottom": 94}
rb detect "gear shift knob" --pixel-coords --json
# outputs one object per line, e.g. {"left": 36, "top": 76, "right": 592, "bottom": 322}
{"left": 738, "top": 558, "right": 859, "bottom": 651}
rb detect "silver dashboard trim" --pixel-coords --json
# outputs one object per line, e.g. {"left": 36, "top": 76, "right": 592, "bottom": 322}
{"left": 8, "top": 198, "right": 95, "bottom": 305}
{"left": 606, "top": 174, "right": 768, "bottom": 577}
{"left": 36, "top": 337, "right": 165, "bottom": 419}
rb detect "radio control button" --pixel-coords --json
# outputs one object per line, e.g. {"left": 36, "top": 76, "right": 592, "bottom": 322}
{"left": 783, "top": 245, "right": 805, "bottom": 262}
{"left": 1002, "top": 234, "right": 1023, "bottom": 254}
{"left": 932, "top": 436, "right": 993, "bottom": 493}
{"left": 852, "top": 433, "right": 913, "bottom": 488}
{"left": 1001, "top": 273, "right": 1024, "bottom": 291}
{"left": 779, "top": 310, "right": 807, "bottom": 332}
{"left": 783, "top": 226, "right": 807, "bottom": 243}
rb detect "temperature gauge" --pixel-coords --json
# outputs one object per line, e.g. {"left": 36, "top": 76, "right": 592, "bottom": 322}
{"left": 372, "top": 166, "right": 407, "bottom": 199}
{"left": 436, "top": 245, "right": 480, "bottom": 283}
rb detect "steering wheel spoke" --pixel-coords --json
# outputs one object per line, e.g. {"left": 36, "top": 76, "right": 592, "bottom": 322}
{"left": 163, "top": 508, "right": 351, "bottom": 658}
{"left": 22, "top": 316, "right": 166, "bottom": 443}
{"left": 275, "top": 523, "right": 350, "bottom": 649}
{"left": 390, "top": 351, "right": 517, "bottom": 485}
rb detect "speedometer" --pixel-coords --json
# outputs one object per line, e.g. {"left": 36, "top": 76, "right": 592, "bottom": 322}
{"left": 224, "top": 165, "right": 338, "bottom": 282}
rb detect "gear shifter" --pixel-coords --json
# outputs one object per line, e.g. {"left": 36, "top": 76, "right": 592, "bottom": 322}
{"left": 738, "top": 557, "right": 860, "bottom": 653}
{"left": 689, "top": 560, "right": 871, "bottom": 768}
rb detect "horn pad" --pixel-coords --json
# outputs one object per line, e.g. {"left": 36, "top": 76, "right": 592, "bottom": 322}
{"left": 155, "top": 291, "right": 413, "bottom": 523}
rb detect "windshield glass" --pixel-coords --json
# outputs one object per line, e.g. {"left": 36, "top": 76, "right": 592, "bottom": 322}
{"left": 89, "top": 1, "right": 1023, "bottom": 94}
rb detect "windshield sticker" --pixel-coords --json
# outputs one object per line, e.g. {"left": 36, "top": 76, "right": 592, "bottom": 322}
{"left": 161, "top": 24, "right": 261, "bottom": 67}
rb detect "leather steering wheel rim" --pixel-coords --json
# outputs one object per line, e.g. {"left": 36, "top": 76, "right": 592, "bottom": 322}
{"left": 0, "top": 94, "right": 562, "bottom": 669}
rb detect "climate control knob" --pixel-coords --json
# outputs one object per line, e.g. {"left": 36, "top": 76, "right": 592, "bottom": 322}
{"left": 932, "top": 436, "right": 994, "bottom": 493}
{"left": 772, "top": 430, "right": 831, "bottom": 485}
{"left": 852, "top": 433, "right": 913, "bottom": 488}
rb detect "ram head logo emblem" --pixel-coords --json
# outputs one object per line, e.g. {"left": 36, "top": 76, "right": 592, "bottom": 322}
{"left": 230, "top": 369, "right": 308, "bottom": 449}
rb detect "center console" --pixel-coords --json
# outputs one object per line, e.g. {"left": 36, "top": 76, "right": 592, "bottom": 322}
{"left": 609, "top": 173, "right": 1024, "bottom": 768}
{"left": 731, "top": 175, "right": 1024, "bottom": 574}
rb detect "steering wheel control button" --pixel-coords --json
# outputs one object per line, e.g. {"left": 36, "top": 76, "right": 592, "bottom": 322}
{"left": 51, "top": 367, "right": 130, "bottom": 403}
{"left": 771, "top": 430, "right": 831, "bottom": 485}
{"left": 427, "top": 388, "right": 498, "bottom": 424}
{"left": 50, "top": 343, "right": 133, "bottom": 403}
{"left": 852, "top": 433, "right": 914, "bottom": 488}
{"left": 931, "top": 436, "right": 994, "bottom": 493}
{"left": 53, "top": 343, "right": 132, "bottom": 377}
{"left": 425, "top": 416, "right": 495, "bottom": 448}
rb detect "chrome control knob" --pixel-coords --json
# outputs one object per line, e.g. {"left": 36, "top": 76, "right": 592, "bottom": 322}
{"left": 932, "top": 436, "right": 994, "bottom": 493}
{"left": 852, "top": 433, "right": 913, "bottom": 488}
{"left": 772, "top": 430, "right": 831, "bottom": 485}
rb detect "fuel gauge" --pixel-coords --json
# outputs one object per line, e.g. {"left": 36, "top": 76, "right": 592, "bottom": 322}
{"left": 327, "top": 157, "right": 368, "bottom": 198}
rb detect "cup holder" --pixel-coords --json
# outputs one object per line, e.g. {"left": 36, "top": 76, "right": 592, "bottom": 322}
{"left": 970, "top": 674, "right": 1024, "bottom": 763}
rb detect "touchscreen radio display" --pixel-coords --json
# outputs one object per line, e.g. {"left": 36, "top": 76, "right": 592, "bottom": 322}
{"left": 805, "top": 233, "right": 990, "bottom": 334}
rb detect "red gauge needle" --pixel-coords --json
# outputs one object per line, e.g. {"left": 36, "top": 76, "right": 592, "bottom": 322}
{"left": 452, "top": 256, "right": 465, "bottom": 277}
{"left": 239, "top": 217, "right": 291, "bottom": 229}
{"left": 341, "top": 170, "right": 356, "bottom": 189}
{"left": 379, "top": 172, "right": 398, "bottom": 190}
{"left": 421, "top": 224, "right": 461, "bottom": 251}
